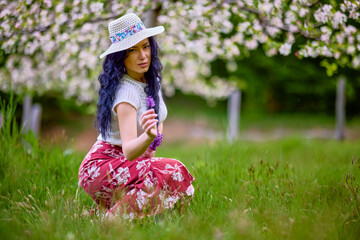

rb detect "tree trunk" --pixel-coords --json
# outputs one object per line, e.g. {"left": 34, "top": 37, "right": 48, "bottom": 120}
{"left": 21, "top": 95, "right": 42, "bottom": 137}
{"left": 22, "top": 95, "right": 32, "bottom": 133}
{"left": 30, "top": 103, "right": 42, "bottom": 136}
{"left": 335, "top": 76, "right": 346, "bottom": 140}
{"left": 227, "top": 89, "right": 241, "bottom": 142}
{"left": 144, "top": 7, "right": 161, "bottom": 27}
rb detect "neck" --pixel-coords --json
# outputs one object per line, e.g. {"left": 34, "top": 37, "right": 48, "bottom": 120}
{"left": 127, "top": 71, "right": 146, "bottom": 83}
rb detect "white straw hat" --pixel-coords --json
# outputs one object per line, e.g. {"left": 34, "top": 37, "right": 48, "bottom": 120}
{"left": 99, "top": 13, "right": 164, "bottom": 59}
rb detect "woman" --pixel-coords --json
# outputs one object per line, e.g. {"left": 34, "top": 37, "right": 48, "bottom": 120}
{"left": 78, "top": 13, "right": 194, "bottom": 219}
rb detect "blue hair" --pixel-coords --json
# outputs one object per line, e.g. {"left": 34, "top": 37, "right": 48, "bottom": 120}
{"left": 95, "top": 37, "right": 163, "bottom": 139}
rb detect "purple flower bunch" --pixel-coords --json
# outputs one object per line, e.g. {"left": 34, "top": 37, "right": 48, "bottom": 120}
{"left": 149, "top": 129, "right": 163, "bottom": 151}
{"left": 146, "top": 96, "right": 155, "bottom": 109}
{"left": 146, "top": 96, "right": 163, "bottom": 151}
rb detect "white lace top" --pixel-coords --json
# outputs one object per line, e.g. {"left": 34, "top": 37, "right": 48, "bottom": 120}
{"left": 97, "top": 74, "right": 167, "bottom": 146}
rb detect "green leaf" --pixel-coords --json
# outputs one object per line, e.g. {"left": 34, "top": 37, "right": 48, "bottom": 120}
{"left": 320, "top": 59, "right": 338, "bottom": 77}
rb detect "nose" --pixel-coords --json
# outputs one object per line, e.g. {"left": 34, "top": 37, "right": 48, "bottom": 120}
{"left": 138, "top": 49, "right": 146, "bottom": 59}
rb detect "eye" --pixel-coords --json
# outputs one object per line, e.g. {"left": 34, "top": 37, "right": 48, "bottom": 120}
{"left": 144, "top": 45, "right": 150, "bottom": 49}
{"left": 128, "top": 49, "right": 136, "bottom": 53}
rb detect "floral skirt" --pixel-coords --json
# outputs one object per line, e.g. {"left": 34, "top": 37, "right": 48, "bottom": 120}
{"left": 78, "top": 140, "right": 195, "bottom": 219}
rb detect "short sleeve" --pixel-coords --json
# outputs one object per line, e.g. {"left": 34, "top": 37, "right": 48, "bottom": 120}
{"left": 158, "top": 89, "right": 168, "bottom": 122}
{"left": 159, "top": 89, "right": 165, "bottom": 106}
{"left": 112, "top": 83, "right": 141, "bottom": 116}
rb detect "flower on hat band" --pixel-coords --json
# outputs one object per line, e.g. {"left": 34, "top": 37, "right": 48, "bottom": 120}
{"left": 110, "top": 22, "right": 145, "bottom": 43}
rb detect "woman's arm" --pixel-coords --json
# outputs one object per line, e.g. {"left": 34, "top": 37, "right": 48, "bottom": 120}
{"left": 141, "top": 122, "right": 163, "bottom": 158}
{"left": 116, "top": 102, "right": 158, "bottom": 160}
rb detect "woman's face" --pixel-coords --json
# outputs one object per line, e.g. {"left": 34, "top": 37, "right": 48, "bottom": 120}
{"left": 124, "top": 38, "right": 151, "bottom": 79}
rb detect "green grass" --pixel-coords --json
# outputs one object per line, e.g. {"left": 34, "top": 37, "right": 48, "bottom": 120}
{"left": 1, "top": 97, "right": 360, "bottom": 239}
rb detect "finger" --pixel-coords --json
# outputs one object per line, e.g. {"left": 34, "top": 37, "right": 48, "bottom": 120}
{"left": 140, "top": 113, "right": 158, "bottom": 126}
{"left": 142, "top": 118, "right": 158, "bottom": 126}
{"left": 145, "top": 121, "right": 158, "bottom": 134}
{"left": 140, "top": 109, "right": 155, "bottom": 119}
{"left": 149, "top": 127, "right": 158, "bottom": 137}
{"left": 140, "top": 110, "right": 156, "bottom": 124}
{"left": 143, "top": 119, "right": 158, "bottom": 130}
{"left": 142, "top": 119, "right": 158, "bottom": 131}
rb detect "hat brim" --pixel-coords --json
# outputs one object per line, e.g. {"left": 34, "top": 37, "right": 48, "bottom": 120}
{"left": 99, "top": 26, "right": 164, "bottom": 59}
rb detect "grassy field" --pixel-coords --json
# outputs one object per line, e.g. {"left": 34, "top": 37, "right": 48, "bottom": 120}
{"left": 1, "top": 98, "right": 360, "bottom": 239}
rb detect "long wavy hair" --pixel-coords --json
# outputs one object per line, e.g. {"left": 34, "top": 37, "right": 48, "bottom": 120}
{"left": 95, "top": 36, "right": 163, "bottom": 139}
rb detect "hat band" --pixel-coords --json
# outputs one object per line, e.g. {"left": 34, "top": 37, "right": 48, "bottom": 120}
{"left": 109, "top": 22, "right": 145, "bottom": 43}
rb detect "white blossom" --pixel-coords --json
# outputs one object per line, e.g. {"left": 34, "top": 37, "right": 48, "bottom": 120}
{"left": 347, "top": 45, "right": 356, "bottom": 55}
{"left": 266, "top": 26, "right": 280, "bottom": 37}
{"left": 319, "top": 46, "right": 332, "bottom": 57}
{"left": 270, "top": 17, "right": 283, "bottom": 28}
{"left": 344, "top": 25, "right": 356, "bottom": 35}
{"left": 352, "top": 56, "right": 360, "bottom": 68}
{"left": 266, "top": 48, "right": 277, "bottom": 57}
{"left": 332, "top": 11, "right": 347, "bottom": 29}
{"left": 253, "top": 20, "right": 262, "bottom": 31}
{"left": 244, "top": 0, "right": 254, "bottom": 7}
{"left": 238, "top": 22, "right": 251, "bottom": 32}
{"left": 222, "top": 20, "right": 233, "bottom": 33}
{"left": 336, "top": 33, "right": 345, "bottom": 45}
{"left": 348, "top": 35, "right": 355, "bottom": 44}
{"left": 0, "top": 8, "right": 11, "bottom": 18}
{"left": 298, "top": 8, "right": 308, "bottom": 18}
{"left": 279, "top": 43, "right": 292, "bottom": 56}
{"left": 320, "top": 26, "right": 332, "bottom": 42}
{"left": 314, "top": 4, "right": 333, "bottom": 23}
{"left": 334, "top": 52, "right": 341, "bottom": 59}
{"left": 259, "top": 2, "right": 273, "bottom": 13}
{"left": 285, "top": 11, "right": 297, "bottom": 25}
{"left": 44, "top": 0, "right": 52, "bottom": 8}
{"left": 245, "top": 39, "right": 258, "bottom": 50}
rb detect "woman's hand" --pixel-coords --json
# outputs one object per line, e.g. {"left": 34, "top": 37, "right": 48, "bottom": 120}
{"left": 116, "top": 102, "right": 156, "bottom": 161}
{"left": 140, "top": 109, "right": 158, "bottom": 139}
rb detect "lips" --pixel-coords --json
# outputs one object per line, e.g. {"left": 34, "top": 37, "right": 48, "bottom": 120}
{"left": 138, "top": 62, "right": 148, "bottom": 67}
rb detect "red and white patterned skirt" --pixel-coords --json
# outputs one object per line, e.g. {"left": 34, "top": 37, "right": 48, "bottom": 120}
{"left": 78, "top": 140, "right": 195, "bottom": 219}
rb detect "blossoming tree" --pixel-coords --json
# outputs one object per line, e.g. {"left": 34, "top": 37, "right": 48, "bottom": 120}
{"left": 1, "top": 0, "right": 359, "bottom": 103}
